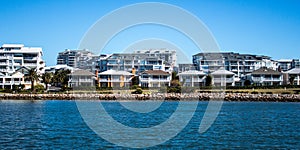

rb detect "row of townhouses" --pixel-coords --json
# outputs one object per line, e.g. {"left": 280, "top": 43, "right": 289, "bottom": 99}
{"left": 58, "top": 49, "right": 300, "bottom": 88}
{"left": 0, "top": 43, "right": 299, "bottom": 89}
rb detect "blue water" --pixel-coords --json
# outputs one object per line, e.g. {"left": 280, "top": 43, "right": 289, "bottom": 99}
{"left": 0, "top": 100, "right": 299, "bottom": 149}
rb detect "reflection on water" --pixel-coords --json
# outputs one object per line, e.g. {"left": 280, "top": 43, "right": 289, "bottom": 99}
{"left": 0, "top": 100, "right": 299, "bottom": 149}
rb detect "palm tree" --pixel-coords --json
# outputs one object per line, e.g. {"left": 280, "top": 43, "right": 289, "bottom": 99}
{"left": 25, "top": 68, "right": 39, "bottom": 92}
{"left": 42, "top": 72, "right": 53, "bottom": 91}
{"left": 53, "top": 69, "right": 71, "bottom": 89}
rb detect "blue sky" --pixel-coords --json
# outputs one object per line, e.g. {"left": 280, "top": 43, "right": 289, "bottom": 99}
{"left": 1, "top": 0, "right": 300, "bottom": 65}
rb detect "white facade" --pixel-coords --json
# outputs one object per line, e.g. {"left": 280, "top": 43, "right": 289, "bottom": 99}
{"left": 68, "top": 69, "right": 95, "bottom": 88}
{"left": 0, "top": 44, "right": 45, "bottom": 89}
{"left": 98, "top": 70, "right": 133, "bottom": 88}
{"left": 211, "top": 69, "right": 235, "bottom": 86}
{"left": 139, "top": 70, "right": 171, "bottom": 88}
{"left": 177, "top": 70, "right": 206, "bottom": 87}
{"left": 251, "top": 67, "right": 283, "bottom": 86}
{"left": 0, "top": 44, "right": 45, "bottom": 74}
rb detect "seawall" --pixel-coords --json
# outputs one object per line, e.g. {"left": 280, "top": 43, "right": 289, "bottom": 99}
{"left": 0, "top": 93, "right": 299, "bottom": 102}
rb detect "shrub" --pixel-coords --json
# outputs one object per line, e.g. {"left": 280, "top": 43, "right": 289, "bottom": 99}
{"left": 251, "top": 91, "right": 258, "bottom": 94}
{"left": 132, "top": 88, "right": 143, "bottom": 94}
{"left": 130, "top": 85, "right": 140, "bottom": 90}
{"left": 34, "top": 84, "right": 45, "bottom": 93}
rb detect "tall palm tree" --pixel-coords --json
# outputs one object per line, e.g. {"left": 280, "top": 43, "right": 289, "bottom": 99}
{"left": 42, "top": 72, "right": 53, "bottom": 91}
{"left": 25, "top": 68, "right": 39, "bottom": 92}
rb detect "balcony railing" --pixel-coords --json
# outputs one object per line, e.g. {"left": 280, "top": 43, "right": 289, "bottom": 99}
{"left": 213, "top": 78, "right": 234, "bottom": 83}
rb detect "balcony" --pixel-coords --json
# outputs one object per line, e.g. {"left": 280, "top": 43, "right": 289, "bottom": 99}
{"left": 213, "top": 78, "right": 234, "bottom": 83}
{"left": 140, "top": 78, "right": 170, "bottom": 82}
{"left": 24, "top": 57, "right": 37, "bottom": 60}
{"left": 78, "top": 79, "right": 93, "bottom": 82}
{"left": 0, "top": 56, "right": 9, "bottom": 59}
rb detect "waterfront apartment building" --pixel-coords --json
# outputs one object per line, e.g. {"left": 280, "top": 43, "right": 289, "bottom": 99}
{"left": 97, "top": 49, "right": 177, "bottom": 74}
{"left": 57, "top": 49, "right": 98, "bottom": 72}
{"left": 0, "top": 44, "right": 45, "bottom": 89}
{"left": 278, "top": 59, "right": 300, "bottom": 71}
{"left": 192, "top": 52, "right": 278, "bottom": 77}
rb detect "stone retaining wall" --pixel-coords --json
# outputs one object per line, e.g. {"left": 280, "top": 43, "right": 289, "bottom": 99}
{"left": 0, "top": 93, "right": 299, "bottom": 102}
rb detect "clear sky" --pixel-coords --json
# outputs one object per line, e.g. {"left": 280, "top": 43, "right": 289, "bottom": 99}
{"left": 1, "top": 0, "right": 300, "bottom": 65}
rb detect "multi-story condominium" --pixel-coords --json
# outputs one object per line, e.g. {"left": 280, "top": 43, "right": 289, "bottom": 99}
{"left": 0, "top": 44, "right": 45, "bottom": 74}
{"left": 177, "top": 70, "right": 206, "bottom": 87}
{"left": 278, "top": 59, "right": 293, "bottom": 72}
{"left": 57, "top": 49, "right": 98, "bottom": 72}
{"left": 139, "top": 70, "right": 171, "bottom": 88}
{"left": 98, "top": 49, "right": 177, "bottom": 74}
{"left": 291, "top": 59, "right": 300, "bottom": 69}
{"left": 192, "top": 52, "right": 278, "bottom": 78}
{"left": 134, "top": 49, "right": 176, "bottom": 68}
{"left": 250, "top": 67, "right": 282, "bottom": 86}
{"left": 0, "top": 44, "right": 45, "bottom": 89}
{"left": 98, "top": 70, "right": 133, "bottom": 87}
{"left": 178, "top": 64, "right": 197, "bottom": 73}
{"left": 277, "top": 59, "right": 299, "bottom": 71}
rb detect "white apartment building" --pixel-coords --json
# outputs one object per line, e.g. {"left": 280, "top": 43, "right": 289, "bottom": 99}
{"left": 0, "top": 44, "right": 45, "bottom": 74}
{"left": 192, "top": 52, "right": 278, "bottom": 77}
{"left": 0, "top": 44, "right": 45, "bottom": 89}
{"left": 98, "top": 49, "right": 177, "bottom": 74}
{"left": 57, "top": 49, "right": 98, "bottom": 72}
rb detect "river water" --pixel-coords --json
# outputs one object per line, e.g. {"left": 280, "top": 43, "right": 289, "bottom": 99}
{"left": 0, "top": 100, "right": 299, "bottom": 149}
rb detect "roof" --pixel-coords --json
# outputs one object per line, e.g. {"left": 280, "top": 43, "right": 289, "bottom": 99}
{"left": 141, "top": 70, "right": 169, "bottom": 75}
{"left": 14, "top": 66, "right": 31, "bottom": 74}
{"left": 98, "top": 70, "right": 133, "bottom": 76}
{"left": 278, "top": 59, "right": 293, "bottom": 62}
{"left": 251, "top": 67, "right": 281, "bottom": 75}
{"left": 285, "top": 68, "right": 300, "bottom": 74}
{"left": 177, "top": 70, "right": 206, "bottom": 76}
{"left": 45, "top": 65, "right": 74, "bottom": 70}
{"left": 11, "top": 72, "right": 24, "bottom": 77}
{"left": 71, "top": 69, "right": 94, "bottom": 76}
{"left": 1, "top": 44, "right": 24, "bottom": 48}
{"left": 211, "top": 69, "right": 235, "bottom": 75}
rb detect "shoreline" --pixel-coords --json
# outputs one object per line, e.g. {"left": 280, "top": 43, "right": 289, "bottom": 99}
{"left": 0, "top": 93, "right": 300, "bottom": 102}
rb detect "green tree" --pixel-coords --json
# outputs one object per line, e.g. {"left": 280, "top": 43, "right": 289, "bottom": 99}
{"left": 34, "top": 84, "right": 45, "bottom": 93}
{"left": 171, "top": 71, "right": 179, "bottom": 81}
{"left": 25, "top": 68, "right": 39, "bottom": 92}
{"left": 205, "top": 75, "right": 212, "bottom": 87}
{"left": 42, "top": 72, "right": 53, "bottom": 91}
{"left": 132, "top": 88, "right": 143, "bottom": 94}
{"left": 131, "top": 76, "right": 139, "bottom": 86}
{"left": 244, "top": 80, "right": 251, "bottom": 86}
{"left": 289, "top": 76, "right": 295, "bottom": 85}
{"left": 53, "top": 70, "right": 71, "bottom": 89}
